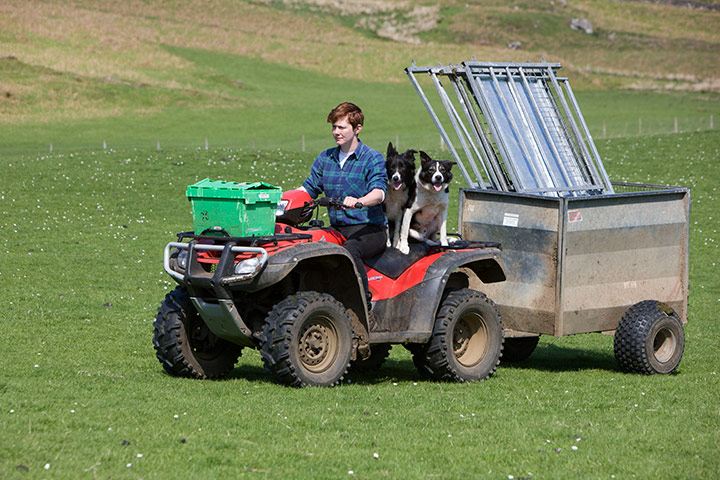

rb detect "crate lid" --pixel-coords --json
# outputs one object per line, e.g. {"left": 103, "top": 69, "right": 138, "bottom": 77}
{"left": 186, "top": 178, "right": 281, "bottom": 200}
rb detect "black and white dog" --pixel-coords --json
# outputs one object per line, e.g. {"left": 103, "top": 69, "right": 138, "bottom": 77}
{"left": 396, "top": 151, "right": 456, "bottom": 255}
{"left": 383, "top": 142, "right": 417, "bottom": 248}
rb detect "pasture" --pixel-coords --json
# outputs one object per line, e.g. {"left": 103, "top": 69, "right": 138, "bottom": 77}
{"left": 1, "top": 127, "right": 719, "bottom": 478}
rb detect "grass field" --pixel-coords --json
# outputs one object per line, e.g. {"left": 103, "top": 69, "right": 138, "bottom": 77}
{"left": 1, "top": 0, "right": 720, "bottom": 478}
{"left": 1, "top": 129, "right": 719, "bottom": 478}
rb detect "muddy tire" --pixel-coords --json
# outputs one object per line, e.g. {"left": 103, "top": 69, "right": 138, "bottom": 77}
{"left": 260, "top": 291, "right": 354, "bottom": 387}
{"left": 350, "top": 343, "right": 392, "bottom": 373}
{"left": 152, "top": 287, "right": 242, "bottom": 379}
{"left": 614, "top": 300, "right": 685, "bottom": 374}
{"left": 421, "top": 289, "right": 504, "bottom": 382}
{"left": 502, "top": 336, "right": 540, "bottom": 363}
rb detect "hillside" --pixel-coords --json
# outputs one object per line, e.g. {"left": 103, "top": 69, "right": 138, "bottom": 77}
{"left": 1, "top": 0, "right": 719, "bottom": 151}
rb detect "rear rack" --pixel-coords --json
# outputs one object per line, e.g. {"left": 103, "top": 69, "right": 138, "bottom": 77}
{"left": 406, "top": 60, "right": 614, "bottom": 197}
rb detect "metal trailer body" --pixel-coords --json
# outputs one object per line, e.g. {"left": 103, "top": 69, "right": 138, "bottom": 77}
{"left": 459, "top": 183, "right": 690, "bottom": 337}
{"left": 407, "top": 60, "right": 690, "bottom": 343}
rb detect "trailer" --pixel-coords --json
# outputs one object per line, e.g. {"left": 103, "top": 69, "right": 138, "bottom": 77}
{"left": 407, "top": 60, "right": 689, "bottom": 373}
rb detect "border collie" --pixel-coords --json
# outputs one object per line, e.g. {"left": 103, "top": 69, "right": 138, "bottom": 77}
{"left": 397, "top": 151, "right": 456, "bottom": 254}
{"left": 383, "top": 142, "right": 417, "bottom": 248}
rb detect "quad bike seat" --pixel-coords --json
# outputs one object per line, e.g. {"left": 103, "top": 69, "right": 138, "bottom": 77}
{"left": 365, "top": 239, "right": 502, "bottom": 280}
{"left": 365, "top": 242, "right": 431, "bottom": 279}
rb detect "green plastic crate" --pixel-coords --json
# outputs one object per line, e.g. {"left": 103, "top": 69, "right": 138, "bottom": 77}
{"left": 186, "top": 179, "right": 282, "bottom": 237}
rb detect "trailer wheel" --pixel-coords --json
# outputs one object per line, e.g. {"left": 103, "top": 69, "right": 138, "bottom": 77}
{"left": 422, "top": 289, "right": 504, "bottom": 382}
{"left": 152, "top": 287, "right": 242, "bottom": 379}
{"left": 260, "top": 291, "right": 354, "bottom": 387}
{"left": 350, "top": 343, "right": 392, "bottom": 373}
{"left": 502, "top": 336, "right": 540, "bottom": 363}
{"left": 614, "top": 300, "right": 685, "bottom": 374}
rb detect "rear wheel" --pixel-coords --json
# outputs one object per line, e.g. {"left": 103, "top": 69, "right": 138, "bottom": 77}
{"left": 614, "top": 300, "right": 684, "bottom": 374}
{"left": 421, "top": 289, "right": 504, "bottom": 382}
{"left": 260, "top": 291, "right": 354, "bottom": 387}
{"left": 502, "top": 336, "right": 540, "bottom": 363}
{"left": 152, "top": 287, "right": 242, "bottom": 379}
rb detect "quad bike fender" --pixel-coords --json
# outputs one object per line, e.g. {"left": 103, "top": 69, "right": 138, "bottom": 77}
{"left": 370, "top": 247, "right": 505, "bottom": 343}
{"left": 253, "top": 241, "right": 369, "bottom": 320}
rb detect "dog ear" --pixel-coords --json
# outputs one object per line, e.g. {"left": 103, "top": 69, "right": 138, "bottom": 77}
{"left": 387, "top": 142, "right": 397, "bottom": 157}
{"left": 419, "top": 151, "right": 432, "bottom": 164}
{"left": 443, "top": 160, "right": 457, "bottom": 170}
{"left": 403, "top": 149, "right": 417, "bottom": 161}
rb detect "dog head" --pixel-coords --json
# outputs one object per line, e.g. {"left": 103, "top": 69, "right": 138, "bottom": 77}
{"left": 418, "top": 151, "right": 455, "bottom": 193}
{"left": 386, "top": 142, "right": 417, "bottom": 192}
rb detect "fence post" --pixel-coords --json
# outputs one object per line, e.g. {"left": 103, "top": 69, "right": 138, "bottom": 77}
{"left": 440, "top": 136, "right": 445, "bottom": 151}
{"left": 711, "top": 115, "right": 714, "bottom": 130}
{"left": 674, "top": 117, "right": 678, "bottom": 134}
{"left": 638, "top": 118, "right": 642, "bottom": 136}
{"left": 49, "top": 144, "right": 53, "bottom": 153}
{"left": 302, "top": 135, "right": 305, "bottom": 152}
{"left": 205, "top": 138, "right": 209, "bottom": 150}
{"left": 157, "top": 141, "right": 161, "bottom": 151}
{"left": 396, "top": 134, "right": 400, "bottom": 149}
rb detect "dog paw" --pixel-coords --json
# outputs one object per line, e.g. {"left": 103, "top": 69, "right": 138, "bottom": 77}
{"left": 398, "top": 243, "right": 410, "bottom": 255}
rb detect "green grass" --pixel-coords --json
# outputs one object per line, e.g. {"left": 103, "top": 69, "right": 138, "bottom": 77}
{"left": 2, "top": 0, "right": 719, "bottom": 477}
{"left": 1, "top": 46, "right": 718, "bottom": 158}
{"left": 2, "top": 129, "right": 719, "bottom": 478}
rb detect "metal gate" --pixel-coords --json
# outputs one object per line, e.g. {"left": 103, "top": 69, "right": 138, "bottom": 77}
{"left": 406, "top": 60, "right": 614, "bottom": 196}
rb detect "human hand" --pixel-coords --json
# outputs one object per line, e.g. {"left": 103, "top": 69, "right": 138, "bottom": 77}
{"left": 343, "top": 196, "right": 360, "bottom": 208}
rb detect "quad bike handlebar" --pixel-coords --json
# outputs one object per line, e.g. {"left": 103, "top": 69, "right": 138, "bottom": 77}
{"left": 313, "top": 197, "right": 364, "bottom": 210}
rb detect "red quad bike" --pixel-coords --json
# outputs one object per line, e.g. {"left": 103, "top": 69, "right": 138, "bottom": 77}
{"left": 153, "top": 189, "right": 507, "bottom": 387}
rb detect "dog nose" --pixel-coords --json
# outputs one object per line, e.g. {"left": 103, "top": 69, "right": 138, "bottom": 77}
{"left": 392, "top": 172, "right": 401, "bottom": 181}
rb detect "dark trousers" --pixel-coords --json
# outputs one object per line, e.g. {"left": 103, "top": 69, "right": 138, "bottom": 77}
{"left": 335, "top": 223, "right": 386, "bottom": 306}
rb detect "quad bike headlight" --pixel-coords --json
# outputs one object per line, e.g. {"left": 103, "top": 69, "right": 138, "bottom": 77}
{"left": 176, "top": 248, "right": 189, "bottom": 269}
{"left": 276, "top": 200, "right": 289, "bottom": 216}
{"left": 234, "top": 256, "right": 262, "bottom": 275}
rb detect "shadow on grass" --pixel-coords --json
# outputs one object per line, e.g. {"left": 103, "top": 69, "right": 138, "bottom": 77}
{"left": 346, "top": 358, "right": 425, "bottom": 385}
{"left": 225, "top": 364, "right": 274, "bottom": 383}
{"left": 502, "top": 343, "right": 618, "bottom": 373}
{"left": 218, "top": 343, "right": 621, "bottom": 386}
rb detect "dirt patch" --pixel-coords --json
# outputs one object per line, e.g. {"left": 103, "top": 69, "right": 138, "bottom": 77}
{"left": 252, "top": 0, "right": 440, "bottom": 43}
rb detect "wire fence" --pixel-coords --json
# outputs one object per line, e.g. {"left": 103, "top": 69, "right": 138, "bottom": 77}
{"left": 5, "top": 115, "right": 717, "bottom": 157}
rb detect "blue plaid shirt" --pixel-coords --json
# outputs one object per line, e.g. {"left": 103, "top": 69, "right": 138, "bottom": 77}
{"left": 303, "top": 140, "right": 387, "bottom": 227}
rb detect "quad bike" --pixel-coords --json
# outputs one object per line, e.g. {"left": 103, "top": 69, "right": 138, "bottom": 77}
{"left": 153, "top": 189, "right": 507, "bottom": 387}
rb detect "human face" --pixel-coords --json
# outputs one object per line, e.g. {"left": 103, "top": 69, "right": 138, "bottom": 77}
{"left": 331, "top": 116, "right": 361, "bottom": 153}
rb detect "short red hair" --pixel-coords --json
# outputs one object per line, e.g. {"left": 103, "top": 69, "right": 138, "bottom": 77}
{"left": 327, "top": 102, "right": 364, "bottom": 129}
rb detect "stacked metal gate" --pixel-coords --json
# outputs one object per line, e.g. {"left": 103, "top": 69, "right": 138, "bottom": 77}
{"left": 406, "top": 60, "right": 614, "bottom": 196}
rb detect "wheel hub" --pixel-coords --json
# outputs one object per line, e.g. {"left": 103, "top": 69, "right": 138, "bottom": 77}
{"left": 299, "top": 322, "right": 331, "bottom": 368}
{"left": 453, "top": 315, "right": 488, "bottom": 368}
{"left": 653, "top": 327, "right": 676, "bottom": 363}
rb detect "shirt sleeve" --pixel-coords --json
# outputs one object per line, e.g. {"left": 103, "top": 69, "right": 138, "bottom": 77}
{"left": 366, "top": 149, "right": 387, "bottom": 194}
{"left": 302, "top": 153, "right": 325, "bottom": 199}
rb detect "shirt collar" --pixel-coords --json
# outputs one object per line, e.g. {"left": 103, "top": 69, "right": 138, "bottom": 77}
{"left": 332, "top": 139, "right": 365, "bottom": 162}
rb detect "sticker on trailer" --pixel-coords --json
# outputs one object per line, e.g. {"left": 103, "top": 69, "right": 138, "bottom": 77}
{"left": 503, "top": 212, "right": 519, "bottom": 227}
{"left": 568, "top": 210, "right": 582, "bottom": 223}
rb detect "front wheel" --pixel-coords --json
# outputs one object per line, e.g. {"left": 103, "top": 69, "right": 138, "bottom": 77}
{"left": 420, "top": 289, "right": 504, "bottom": 382}
{"left": 152, "top": 287, "right": 242, "bottom": 379}
{"left": 260, "top": 291, "right": 354, "bottom": 387}
{"left": 614, "top": 300, "right": 685, "bottom": 374}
